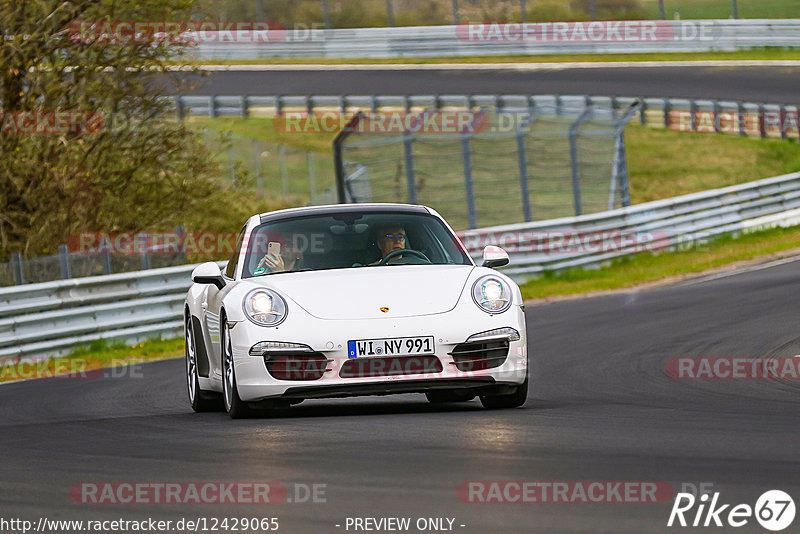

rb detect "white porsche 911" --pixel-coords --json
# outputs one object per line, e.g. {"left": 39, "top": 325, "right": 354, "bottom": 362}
{"left": 185, "top": 203, "right": 528, "bottom": 418}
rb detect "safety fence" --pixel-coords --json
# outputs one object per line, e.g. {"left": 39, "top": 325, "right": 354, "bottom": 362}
{"left": 333, "top": 103, "right": 637, "bottom": 229}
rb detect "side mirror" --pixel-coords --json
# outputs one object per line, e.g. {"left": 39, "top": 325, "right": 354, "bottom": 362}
{"left": 481, "top": 245, "right": 509, "bottom": 269}
{"left": 192, "top": 261, "right": 226, "bottom": 290}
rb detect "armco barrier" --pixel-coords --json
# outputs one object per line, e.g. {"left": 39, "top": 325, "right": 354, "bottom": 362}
{"left": 189, "top": 20, "right": 800, "bottom": 59}
{"left": 0, "top": 263, "right": 222, "bottom": 361}
{"left": 177, "top": 93, "right": 800, "bottom": 141}
{"left": 3, "top": 173, "right": 800, "bottom": 361}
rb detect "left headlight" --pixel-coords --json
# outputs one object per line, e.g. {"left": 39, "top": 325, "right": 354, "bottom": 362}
{"left": 243, "top": 288, "right": 288, "bottom": 326}
{"left": 472, "top": 275, "right": 512, "bottom": 314}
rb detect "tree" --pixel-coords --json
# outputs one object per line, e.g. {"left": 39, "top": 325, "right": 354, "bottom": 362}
{"left": 0, "top": 0, "right": 218, "bottom": 257}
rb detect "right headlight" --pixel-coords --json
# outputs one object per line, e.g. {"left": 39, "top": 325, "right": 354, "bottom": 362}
{"left": 471, "top": 275, "right": 512, "bottom": 314}
{"left": 243, "top": 288, "right": 287, "bottom": 326}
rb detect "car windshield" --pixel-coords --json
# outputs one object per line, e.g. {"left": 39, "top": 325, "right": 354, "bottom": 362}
{"left": 241, "top": 211, "right": 472, "bottom": 278}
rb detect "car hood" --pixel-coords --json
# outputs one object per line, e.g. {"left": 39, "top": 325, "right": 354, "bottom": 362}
{"left": 251, "top": 265, "right": 475, "bottom": 320}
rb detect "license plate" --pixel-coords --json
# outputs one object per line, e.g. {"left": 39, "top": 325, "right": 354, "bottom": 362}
{"left": 347, "top": 336, "right": 434, "bottom": 358}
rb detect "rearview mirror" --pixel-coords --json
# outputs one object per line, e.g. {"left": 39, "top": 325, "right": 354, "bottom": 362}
{"left": 481, "top": 246, "right": 509, "bottom": 269}
{"left": 191, "top": 261, "right": 226, "bottom": 290}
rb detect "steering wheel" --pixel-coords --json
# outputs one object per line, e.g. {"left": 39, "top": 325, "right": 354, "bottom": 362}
{"left": 379, "top": 248, "right": 431, "bottom": 265}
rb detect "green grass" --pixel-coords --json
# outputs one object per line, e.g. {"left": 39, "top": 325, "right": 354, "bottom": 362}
{"left": 0, "top": 337, "right": 184, "bottom": 383}
{"left": 641, "top": 0, "right": 799, "bottom": 20}
{"left": 520, "top": 224, "right": 800, "bottom": 299}
{"left": 626, "top": 125, "right": 800, "bottom": 203}
{"left": 186, "top": 49, "right": 800, "bottom": 66}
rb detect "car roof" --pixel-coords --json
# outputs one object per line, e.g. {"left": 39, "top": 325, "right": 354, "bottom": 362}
{"left": 257, "top": 203, "right": 432, "bottom": 225}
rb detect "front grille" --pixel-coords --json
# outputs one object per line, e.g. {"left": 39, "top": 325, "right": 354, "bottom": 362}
{"left": 339, "top": 356, "right": 443, "bottom": 378}
{"left": 449, "top": 340, "right": 509, "bottom": 372}
{"left": 264, "top": 352, "right": 331, "bottom": 381}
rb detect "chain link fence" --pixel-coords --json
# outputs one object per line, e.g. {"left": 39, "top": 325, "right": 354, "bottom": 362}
{"left": 336, "top": 100, "right": 637, "bottom": 230}
{"left": 201, "top": 129, "right": 336, "bottom": 203}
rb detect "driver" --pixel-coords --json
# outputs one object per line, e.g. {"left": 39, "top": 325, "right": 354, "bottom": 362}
{"left": 372, "top": 225, "right": 407, "bottom": 264}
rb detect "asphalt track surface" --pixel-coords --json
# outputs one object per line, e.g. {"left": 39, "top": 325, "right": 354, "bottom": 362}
{"left": 3, "top": 258, "right": 800, "bottom": 533}
{"left": 180, "top": 66, "right": 800, "bottom": 103}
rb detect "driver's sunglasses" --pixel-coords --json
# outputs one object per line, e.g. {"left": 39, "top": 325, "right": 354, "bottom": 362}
{"left": 383, "top": 233, "right": 406, "bottom": 241}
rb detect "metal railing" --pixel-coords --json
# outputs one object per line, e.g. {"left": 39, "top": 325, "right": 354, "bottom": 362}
{"left": 178, "top": 93, "right": 800, "bottom": 140}
{"left": 189, "top": 20, "right": 800, "bottom": 60}
{"left": 0, "top": 263, "right": 223, "bottom": 360}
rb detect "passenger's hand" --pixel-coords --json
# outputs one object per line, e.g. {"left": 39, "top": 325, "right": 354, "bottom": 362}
{"left": 258, "top": 253, "right": 285, "bottom": 273}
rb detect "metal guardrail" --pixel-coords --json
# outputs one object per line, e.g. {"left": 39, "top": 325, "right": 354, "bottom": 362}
{"left": 177, "top": 93, "right": 800, "bottom": 140}
{"left": 459, "top": 171, "right": 800, "bottom": 282}
{"left": 4, "top": 172, "right": 800, "bottom": 361}
{"left": 0, "top": 263, "right": 222, "bottom": 361}
{"left": 190, "top": 20, "right": 800, "bottom": 59}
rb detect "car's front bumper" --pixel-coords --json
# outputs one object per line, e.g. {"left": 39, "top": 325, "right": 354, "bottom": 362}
{"left": 230, "top": 304, "right": 528, "bottom": 403}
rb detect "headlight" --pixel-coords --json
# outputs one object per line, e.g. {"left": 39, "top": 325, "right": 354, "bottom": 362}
{"left": 472, "top": 276, "right": 512, "bottom": 314}
{"left": 243, "top": 289, "right": 287, "bottom": 326}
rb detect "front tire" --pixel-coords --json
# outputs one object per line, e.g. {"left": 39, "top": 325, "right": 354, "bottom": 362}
{"left": 221, "top": 318, "right": 253, "bottom": 419}
{"left": 186, "top": 317, "right": 222, "bottom": 412}
{"left": 479, "top": 376, "right": 528, "bottom": 409}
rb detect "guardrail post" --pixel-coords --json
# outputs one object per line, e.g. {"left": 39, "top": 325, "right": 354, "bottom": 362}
{"left": 175, "top": 96, "right": 185, "bottom": 121}
{"left": 737, "top": 102, "right": 747, "bottom": 137}
{"left": 307, "top": 151, "right": 317, "bottom": 199}
{"left": 759, "top": 104, "right": 766, "bottom": 138}
{"left": 568, "top": 107, "right": 593, "bottom": 217}
{"left": 102, "top": 251, "right": 112, "bottom": 275}
{"left": 254, "top": 139, "right": 263, "bottom": 192}
{"left": 555, "top": 95, "right": 563, "bottom": 117}
{"left": 11, "top": 253, "right": 24, "bottom": 285}
{"left": 516, "top": 128, "right": 532, "bottom": 222}
{"left": 780, "top": 105, "right": 787, "bottom": 140}
{"left": 639, "top": 97, "right": 647, "bottom": 125}
{"left": 461, "top": 130, "right": 477, "bottom": 229}
{"left": 280, "top": 145, "right": 289, "bottom": 197}
{"left": 58, "top": 244, "right": 71, "bottom": 280}
{"left": 663, "top": 97, "right": 671, "bottom": 128}
{"left": 209, "top": 95, "right": 217, "bottom": 119}
{"left": 404, "top": 96, "right": 412, "bottom": 114}
{"left": 137, "top": 233, "right": 151, "bottom": 270}
{"left": 241, "top": 95, "right": 249, "bottom": 119}
{"left": 403, "top": 133, "right": 418, "bottom": 204}
{"left": 689, "top": 99, "right": 697, "bottom": 132}
{"left": 276, "top": 95, "right": 283, "bottom": 116}
{"left": 713, "top": 100, "right": 721, "bottom": 133}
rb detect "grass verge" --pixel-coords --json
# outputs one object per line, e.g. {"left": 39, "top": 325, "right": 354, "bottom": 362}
{"left": 185, "top": 49, "right": 800, "bottom": 66}
{"left": 520, "top": 224, "right": 800, "bottom": 300}
{"left": 0, "top": 337, "right": 184, "bottom": 383}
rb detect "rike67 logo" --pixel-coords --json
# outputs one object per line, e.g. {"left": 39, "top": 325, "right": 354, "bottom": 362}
{"left": 668, "top": 490, "right": 795, "bottom": 531}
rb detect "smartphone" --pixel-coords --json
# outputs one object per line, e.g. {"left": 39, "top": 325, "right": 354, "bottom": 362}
{"left": 267, "top": 241, "right": 281, "bottom": 257}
